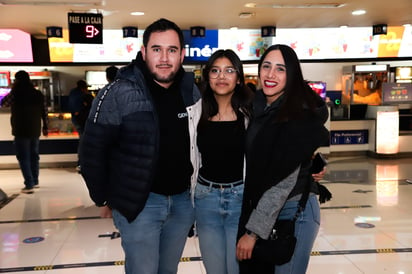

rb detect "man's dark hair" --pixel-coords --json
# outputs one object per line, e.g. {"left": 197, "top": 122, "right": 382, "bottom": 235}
{"left": 14, "top": 70, "right": 31, "bottom": 84}
{"left": 142, "top": 18, "right": 184, "bottom": 50}
{"left": 106, "top": 66, "right": 119, "bottom": 83}
{"left": 77, "top": 80, "right": 88, "bottom": 89}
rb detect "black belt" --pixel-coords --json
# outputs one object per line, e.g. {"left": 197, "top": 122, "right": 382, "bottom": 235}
{"left": 198, "top": 175, "right": 243, "bottom": 189}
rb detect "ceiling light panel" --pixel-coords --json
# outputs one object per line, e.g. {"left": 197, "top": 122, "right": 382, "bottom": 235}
{"left": 246, "top": 3, "right": 346, "bottom": 8}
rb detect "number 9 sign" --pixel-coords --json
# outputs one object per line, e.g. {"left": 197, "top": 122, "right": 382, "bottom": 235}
{"left": 68, "top": 12, "right": 103, "bottom": 44}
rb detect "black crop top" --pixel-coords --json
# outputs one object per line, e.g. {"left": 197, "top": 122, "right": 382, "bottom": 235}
{"left": 197, "top": 117, "right": 245, "bottom": 183}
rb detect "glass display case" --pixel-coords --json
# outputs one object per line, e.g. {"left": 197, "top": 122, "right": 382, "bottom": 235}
{"left": 341, "top": 64, "right": 390, "bottom": 120}
{"left": 47, "top": 113, "right": 78, "bottom": 137}
{"left": 10, "top": 70, "right": 61, "bottom": 112}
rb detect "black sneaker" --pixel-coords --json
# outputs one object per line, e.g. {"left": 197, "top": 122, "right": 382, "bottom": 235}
{"left": 33, "top": 184, "right": 40, "bottom": 189}
{"left": 21, "top": 187, "right": 34, "bottom": 194}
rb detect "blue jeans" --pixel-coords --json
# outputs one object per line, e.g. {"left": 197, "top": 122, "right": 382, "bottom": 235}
{"left": 275, "top": 194, "right": 320, "bottom": 274}
{"left": 194, "top": 182, "right": 244, "bottom": 274}
{"left": 14, "top": 137, "right": 40, "bottom": 188}
{"left": 112, "top": 190, "right": 195, "bottom": 274}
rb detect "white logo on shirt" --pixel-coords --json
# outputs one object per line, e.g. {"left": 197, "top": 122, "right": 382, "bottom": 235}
{"left": 178, "top": 112, "right": 188, "bottom": 119}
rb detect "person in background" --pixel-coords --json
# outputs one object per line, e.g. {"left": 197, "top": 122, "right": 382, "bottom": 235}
{"left": 68, "top": 79, "right": 89, "bottom": 171}
{"left": 194, "top": 49, "right": 253, "bottom": 274}
{"left": 76, "top": 86, "right": 94, "bottom": 133}
{"left": 68, "top": 80, "right": 89, "bottom": 135}
{"left": 105, "top": 65, "right": 119, "bottom": 84}
{"left": 80, "top": 18, "right": 201, "bottom": 274}
{"left": 236, "top": 44, "right": 330, "bottom": 274}
{"left": 0, "top": 70, "right": 48, "bottom": 194}
{"left": 75, "top": 85, "right": 94, "bottom": 173}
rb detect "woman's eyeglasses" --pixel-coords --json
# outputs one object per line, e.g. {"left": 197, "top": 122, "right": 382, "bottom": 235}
{"left": 209, "top": 68, "right": 238, "bottom": 79}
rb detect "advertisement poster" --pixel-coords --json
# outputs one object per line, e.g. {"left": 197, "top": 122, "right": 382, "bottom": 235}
{"left": 0, "top": 29, "right": 33, "bottom": 62}
{"left": 218, "top": 29, "right": 273, "bottom": 61}
{"left": 275, "top": 27, "right": 378, "bottom": 59}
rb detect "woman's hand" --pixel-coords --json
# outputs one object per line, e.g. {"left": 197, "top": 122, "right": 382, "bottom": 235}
{"left": 312, "top": 167, "right": 326, "bottom": 182}
{"left": 99, "top": 205, "right": 112, "bottom": 218}
{"left": 236, "top": 233, "right": 257, "bottom": 261}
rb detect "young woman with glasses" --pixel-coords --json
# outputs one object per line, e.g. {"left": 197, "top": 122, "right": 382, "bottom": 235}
{"left": 194, "top": 49, "right": 254, "bottom": 274}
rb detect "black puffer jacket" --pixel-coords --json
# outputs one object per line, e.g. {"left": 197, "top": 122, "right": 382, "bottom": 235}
{"left": 80, "top": 57, "right": 201, "bottom": 222}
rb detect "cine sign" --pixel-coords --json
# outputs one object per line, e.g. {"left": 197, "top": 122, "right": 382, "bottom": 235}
{"left": 68, "top": 12, "right": 103, "bottom": 44}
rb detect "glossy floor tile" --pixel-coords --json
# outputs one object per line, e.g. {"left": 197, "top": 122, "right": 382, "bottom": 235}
{"left": 0, "top": 155, "right": 411, "bottom": 273}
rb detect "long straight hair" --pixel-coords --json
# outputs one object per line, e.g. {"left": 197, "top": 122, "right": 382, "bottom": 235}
{"left": 199, "top": 49, "right": 253, "bottom": 126}
{"left": 258, "top": 44, "right": 320, "bottom": 121}
{"left": 11, "top": 70, "right": 39, "bottom": 103}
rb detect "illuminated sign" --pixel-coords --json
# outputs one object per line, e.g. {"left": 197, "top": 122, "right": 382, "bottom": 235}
{"left": 183, "top": 30, "right": 219, "bottom": 62}
{"left": 376, "top": 110, "right": 399, "bottom": 154}
{"left": 382, "top": 83, "right": 412, "bottom": 104}
{"left": 0, "top": 29, "right": 33, "bottom": 63}
{"left": 68, "top": 13, "right": 103, "bottom": 44}
{"left": 330, "top": 130, "right": 368, "bottom": 145}
{"left": 47, "top": 26, "right": 412, "bottom": 63}
{"left": 48, "top": 29, "right": 141, "bottom": 62}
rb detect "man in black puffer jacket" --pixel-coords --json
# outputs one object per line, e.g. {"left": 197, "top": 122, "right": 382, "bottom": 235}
{"left": 80, "top": 19, "right": 201, "bottom": 274}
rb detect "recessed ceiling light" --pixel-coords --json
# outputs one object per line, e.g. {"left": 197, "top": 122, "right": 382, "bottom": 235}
{"left": 244, "top": 3, "right": 256, "bottom": 8}
{"left": 239, "top": 12, "right": 254, "bottom": 18}
{"left": 130, "top": 11, "right": 144, "bottom": 16}
{"left": 352, "top": 9, "right": 366, "bottom": 16}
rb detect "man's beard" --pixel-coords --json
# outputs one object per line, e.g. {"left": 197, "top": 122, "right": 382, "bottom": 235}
{"left": 152, "top": 71, "right": 177, "bottom": 84}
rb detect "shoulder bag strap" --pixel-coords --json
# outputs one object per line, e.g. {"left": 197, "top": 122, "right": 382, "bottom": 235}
{"left": 292, "top": 175, "right": 312, "bottom": 221}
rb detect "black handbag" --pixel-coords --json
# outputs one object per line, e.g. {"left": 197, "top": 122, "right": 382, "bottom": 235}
{"left": 251, "top": 177, "right": 311, "bottom": 265}
{"left": 252, "top": 219, "right": 297, "bottom": 265}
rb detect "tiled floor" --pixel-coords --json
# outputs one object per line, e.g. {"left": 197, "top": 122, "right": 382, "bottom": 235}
{"left": 0, "top": 155, "right": 412, "bottom": 273}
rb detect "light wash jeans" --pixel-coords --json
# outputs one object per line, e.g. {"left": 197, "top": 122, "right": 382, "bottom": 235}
{"left": 275, "top": 194, "right": 320, "bottom": 274}
{"left": 112, "top": 190, "right": 194, "bottom": 274}
{"left": 14, "top": 137, "right": 40, "bottom": 188}
{"left": 194, "top": 182, "right": 244, "bottom": 274}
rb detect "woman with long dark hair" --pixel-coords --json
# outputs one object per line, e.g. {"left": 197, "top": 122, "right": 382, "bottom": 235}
{"left": 236, "top": 44, "right": 329, "bottom": 274}
{"left": 194, "top": 49, "right": 253, "bottom": 274}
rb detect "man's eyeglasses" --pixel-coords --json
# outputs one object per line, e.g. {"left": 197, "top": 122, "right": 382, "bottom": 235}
{"left": 209, "top": 68, "right": 238, "bottom": 79}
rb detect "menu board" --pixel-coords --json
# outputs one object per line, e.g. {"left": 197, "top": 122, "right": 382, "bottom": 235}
{"left": 47, "top": 26, "right": 412, "bottom": 63}
{"left": 382, "top": 82, "right": 412, "bottom": 104}
{"left": 48, "top": 29, "right": 142, "bottom": 62}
